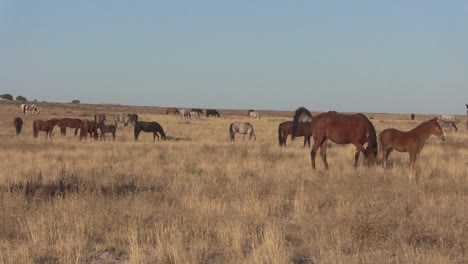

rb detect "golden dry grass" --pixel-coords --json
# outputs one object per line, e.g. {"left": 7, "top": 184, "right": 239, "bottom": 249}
{"left": 0, "top": 100, "right": 467, "bottom": 264}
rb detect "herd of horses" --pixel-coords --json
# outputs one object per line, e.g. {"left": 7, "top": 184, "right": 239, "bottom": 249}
{"left": 12, "top": 104, "right": 466, "bottom": 180}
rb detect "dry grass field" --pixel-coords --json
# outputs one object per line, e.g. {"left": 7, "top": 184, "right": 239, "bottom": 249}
{"left": 0, "top": 100, "right": 467, "bottom": 264}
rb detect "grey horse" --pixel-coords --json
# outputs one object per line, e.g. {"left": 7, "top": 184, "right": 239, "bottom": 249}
{"left": 229, "top": 122, "right": 256, "bottom": 143}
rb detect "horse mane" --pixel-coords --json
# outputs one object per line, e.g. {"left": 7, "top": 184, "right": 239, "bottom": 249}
{"left": 364, "top": 115, "right": 378, "bottom": 156}
{"left": 292, "top": 107, "right": 312, "bottom": 140}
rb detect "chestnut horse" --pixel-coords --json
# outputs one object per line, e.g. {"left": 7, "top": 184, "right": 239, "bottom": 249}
{"left": 33, "top": 119, "right": 61, "bottom": 139}
{"left": 278, "top": 121, "right": 311, "bottom": 147}
{"left": 379, "top": 118, "right": 446, "bottom": 180}
{"left": 292, "top": 107, "right": 377, "bottom": 170}
{"left": 13, "top": 117, "right": 23, "bottom": 135}
{"left": 79, "top": 119, "right": 98, "bottom": 141}
{"left": 58, "top": 118, "right": 82, "bottom": 136}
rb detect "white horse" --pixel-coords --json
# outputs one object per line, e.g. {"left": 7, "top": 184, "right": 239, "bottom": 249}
{"left": 190, "top": 111, "right": 200, "bottom": 119}
{"left": 20, "top": 104, "right": 40, "bottom": 114}
{"left": 180, "top": 109, "right": 190, "bottom": 120}
{"left": 249, "top": 111, "right": 260, "bottom": 119}
{"left": 229, "top": 122, "right": 256, "bottom": 142}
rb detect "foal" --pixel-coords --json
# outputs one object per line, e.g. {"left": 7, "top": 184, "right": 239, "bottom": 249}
{"left": 379, "top": 118, "right": 446, "bottom": 180}
{"left": 96, "top": 122, "right": 117, "bottom": 141}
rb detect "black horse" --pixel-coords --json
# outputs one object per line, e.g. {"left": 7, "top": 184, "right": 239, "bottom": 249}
{"left": 134, "top": 121, "right": 167, "bottom": 141}
{"left": 13, "top": 117, "right": 23, "bottom": 135}
{"left": 206, "top": 109, "right": 220, "bottom": 117}
{"left": 96, "top": 121, "right": 117, "bottom": 141}
{"left": 190, "top": 108, "right": 203, "bottom": 115}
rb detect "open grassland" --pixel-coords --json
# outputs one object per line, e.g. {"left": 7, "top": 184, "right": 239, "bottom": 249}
{"left": 0, "top": 101, "right": 467, "bottom": 264}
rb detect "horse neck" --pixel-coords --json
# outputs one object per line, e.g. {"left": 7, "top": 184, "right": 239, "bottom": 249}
{"left": 411, "top": 121, "right": 438, "bottom": 141}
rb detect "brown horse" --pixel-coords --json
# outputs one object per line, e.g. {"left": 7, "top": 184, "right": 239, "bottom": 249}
{"left": 33, "top": 119, "right": 61, "bottom": 139}
{"left": 278, "top": 121, "right": 311, "bottom": 147}
{"left": 13, "top": 117, "right": 23, "bottom": 135}
{"left": 292, "top": 107, "right": 378, "bottom": 170}
{"left": 166, "top": 107, "right": 180, "bottom": 115}
{"left": 379, "top": 118, "right": 446, "bottom": 180}
{"left": 79, "top": 120, "right": 98, "bottom": 141}
{"left": 58, "top": 118, "right": 82, "bottom": 136}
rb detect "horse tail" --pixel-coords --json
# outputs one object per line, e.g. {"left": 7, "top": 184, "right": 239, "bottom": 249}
{"left": 229, "top": 123, "right": 234, "bottom": 142}
{"left": 366, "top": 117, "right": 378, "bottom": 158}
{"left": 292, "top": 107, "right": 311, "bottom": 140}
{"left": 278, "top": 123, "right": 284, "bottom": 146}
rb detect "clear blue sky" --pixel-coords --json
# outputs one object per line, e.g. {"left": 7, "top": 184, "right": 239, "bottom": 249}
{"left": 1, "top": 1, "right": 467, "bottom": 114}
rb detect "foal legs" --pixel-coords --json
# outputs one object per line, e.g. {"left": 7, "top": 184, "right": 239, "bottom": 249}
{"left": 408, "top": 152, "right": 417, "bottom": 180}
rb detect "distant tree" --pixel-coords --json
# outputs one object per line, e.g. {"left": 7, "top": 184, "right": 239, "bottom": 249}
{"left": 0, "top": 94, "right": 13, "bottom": 100}
{"left": 16, "top": 95, "right": 27, "bottom": 101}
{"left": 72, "top": 99, "right": 80, "bottom": 104}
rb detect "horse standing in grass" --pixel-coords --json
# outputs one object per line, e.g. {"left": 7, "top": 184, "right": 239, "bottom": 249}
{"left": 58, "top": 118, "right": 81, "bottom": 136}
{"left": 379, "top": 118, "right": 446, "bottom": 180}
{"left": 411, "top": 114, "right": 415, "bottom": 120}
{"left": 134, "top": 121, "right": 167, "bottom": 141}
{"left": 96, "top": 121, "right": 117, "bottom": 141}
{"left": 166, "top": 108, "right": 180, "bottom": 115}
{"left": 21, "top": 104, "right": 40, "bottom": 115}
{"left": 206, "top": 109, "right": 220, "bottom": 117}
{"left": 79, "top": 119, "right": 98, "bottom": 141}
{"left": 13, "top": 117, "right": 23, "bottom": 135}
{"left": 249, "top": 111, "right": 260, "bottom": 119}
{"left": 229, "top": 122, "right": 256, "bottom": 143}
{"left": 292, "top": 107, "right": 378, "bottom": 170}
{"left": 278, "top": 121, "right": 311, "bottom": 147}
{"left": 33, "top": 119, "right": 61, "bottom": 139}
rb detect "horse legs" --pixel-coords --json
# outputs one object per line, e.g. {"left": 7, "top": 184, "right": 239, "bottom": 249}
{"left": 242, "top": 134, "right": 246, "bottom": 142}
{"left": 409, "top": 152, "right": 417, "bottom": 180}
{"left": 320, "top": 140, "right": 329, "bottom": 169}
{"left": 74, "top": 128, "right": 79, "bottom": 136}
{"left": 352, "top": 143, "right": 367, "bottom": 167}
{"left": 310, "top": 138, "right": 323, "bottom": 170}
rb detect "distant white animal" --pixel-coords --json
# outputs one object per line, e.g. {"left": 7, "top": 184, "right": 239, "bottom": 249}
{"left": 249, "top": 111, "right": 260, "bottom": 119}
{"left": 20, "top": 104, "right": 40, "bottom": 114}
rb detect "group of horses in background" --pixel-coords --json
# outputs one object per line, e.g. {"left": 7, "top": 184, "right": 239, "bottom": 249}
{"left": 168, "top": 108, "right": 220, "bottom": 119}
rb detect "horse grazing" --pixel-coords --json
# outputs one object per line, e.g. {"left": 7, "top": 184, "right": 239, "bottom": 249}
{"left": 247, "top": 109, "right": 255, "bottom": 116}
{"left": 278, "top": 121, "right": 311, "bottom": 147}
{"left": 166, "top": 108, "right": 180, "bottom": 115}
{"left": 96, "top": 121, "right": 117, "bottom": 141}
{"left": 410, "top": 113, "right": 415, "bottom": 120}
{"left": 13, "top": 117, "right": 23, "bottom": 135}
{"left": 379, "top": 118, "right": 446, "bottom": 180}
{"left": 249, "top": 111, "right": 260, "bottom": 119}
{"left": 58, "top": 118, "right": 81, "bottom": 136}
{"left": 229, "top": 122, "right": 256, "bottom": 143}
{"left": 191, "top": 108, "right": 203, "bottom": 115}
{"left": 21, "top": 104, "right": 40, "bottom": 115}
{"left": 134, "top": 121, "right": 167, "bottom": 141}
{"left": 292, "top": 107, "right": 378, "bottom": 170}
{"left": 95, "top": 113, "right": 106, "bottom": 124}
{"left": 206, "top": 109, "right": 220, "bottom": 117}
{"left": 33, "top": 119, "right": 61, "bottom": 139}
{"left": 79, "top": 120, "right": 98, "bottom": 141}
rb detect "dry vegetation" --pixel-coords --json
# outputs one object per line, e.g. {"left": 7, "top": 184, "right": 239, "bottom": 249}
{"left": 0, "top": 100, "right": 467, "bottom": 264}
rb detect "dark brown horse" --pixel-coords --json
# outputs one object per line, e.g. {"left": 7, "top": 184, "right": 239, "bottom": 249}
{"left": 13, "top": 117, "right": 23, "bottom": 135}
{"left": 292, "top": 107, "right": 378, "bottom": 170}
{"left": 379, "top": 118, "right": 446, "bottom": 180}
{"left": 206, "top": 109, "right": 220, "bottom": 117}
{"left": 278, "top": 121, "right": 311, "bottom": 147}
{"left": 79, "top": 119, "right": 98, "bottom": 141}
{"left": 134, "top": 121, "right": 166, "bottom": 141}
{"left": 58, "top": 118, "right": 82, "bottom": 136}
{"left": 410, "top": 113, "right": 415, "bottom": 120}
{"left": 33, "top": 119, "right": 61, "bottom": 139}
{"left": 166, "top": 108, "right": 180, "bottom": 115}
{"left": 96, "top": 121, "right": 117, "bottom": 141}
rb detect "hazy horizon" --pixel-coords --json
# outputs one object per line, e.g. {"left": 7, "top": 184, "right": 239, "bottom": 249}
{"left": 1, "top": 1, "right": 467, "bottom": 115}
